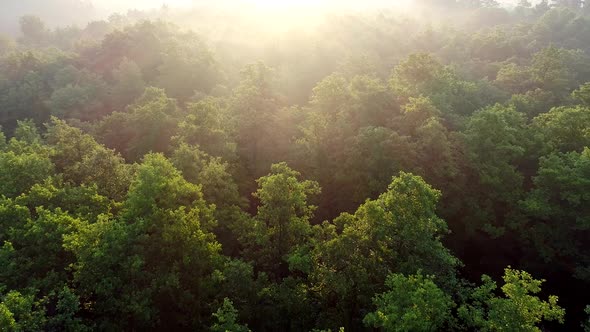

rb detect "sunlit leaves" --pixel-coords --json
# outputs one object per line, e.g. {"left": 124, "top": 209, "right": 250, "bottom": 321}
{"left": 458, "top": 268, "right": 565, "bottom": 331}
{"left": 310, "top": 172, "right": 459, "bottom": 329}
{"left": 533, "top": 105, "right": 590, "bottom": 153}
{"left": 210, "top": 298, "right": 251, "bottom": 332}
{"left": 364, "top": 272, "right": 454, "bottom": 332}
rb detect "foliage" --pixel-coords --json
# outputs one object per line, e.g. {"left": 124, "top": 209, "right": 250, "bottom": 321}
{"left": 364, "top": 272, "right": 454, "bottom": 332}
{"left": 210, "top": 298, "right": 250, "bottom": 332}
{"left": 458, "top": 268, "right": 565, "bottom": 331}
{"left": 1, "top": 3, "right": 590, "bottom": 331}
{"left": 309, "top": 172, "right": 459, "bottom": 329}
{"left": 243, "top": 162, "right": 320, "bottom": 279}
{"left": 521, "top": 148, "right": 590, "bottom": 281}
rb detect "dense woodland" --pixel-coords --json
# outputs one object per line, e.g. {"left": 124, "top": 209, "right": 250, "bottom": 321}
{"left": 1, "top": 0, "right": 590, "bottom": 331}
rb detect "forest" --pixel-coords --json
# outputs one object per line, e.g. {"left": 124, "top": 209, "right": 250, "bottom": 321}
{"left": 1, "top": 0, "right": 590, "bottom": 331}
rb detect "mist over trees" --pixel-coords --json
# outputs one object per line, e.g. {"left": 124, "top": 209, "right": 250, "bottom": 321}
{"left": 1, "top": 0, "right": 590, "bottom": 331}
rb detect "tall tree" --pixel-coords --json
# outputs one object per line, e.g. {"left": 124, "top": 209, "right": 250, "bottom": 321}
{"left": 19, "top": 16, "right": 47, "bottom": 46}
{"left": 521, "top": 148, "right": 590, "bottom": 282}
{"left": 230, "top": 63, "right": 281, "bottom": 179}
{"left": 310, "top": 172, "right": 459, "bottom": 330}
{"left": 240, "top": 162, "right": 320, "bottom": 280}
{"left": 66, "top": 154, "right": 222, "bottom": 330}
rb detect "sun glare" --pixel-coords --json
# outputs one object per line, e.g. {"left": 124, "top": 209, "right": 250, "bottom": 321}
{"left": 244, "top": 0, "right": 413, "bottom": 8}
{"left": 245, "top": 0, "right": 321, "bottom": 9}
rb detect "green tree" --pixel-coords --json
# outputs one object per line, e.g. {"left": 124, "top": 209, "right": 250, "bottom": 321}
{"left": 230, "top": 62, "right": 281, "bottom": 178}
{"left": 15, "top": 179, "right": 111, "bottom": 223}
{"left": 521, "top": 148, "right": 590, "bottom": 281}
{"left": 0, "top": 121, "right": 54, "bottom": 197}
{"left": 46, "top": 66, "right": 107, "bottom": 120}
{"left": 95, "top": 87, "right": 179, "bottom": 161}
{"left": 458, "top": 268, "right": 565, "bottom": 331}
{"left": 572, "top": 82, "right": 590, "bottom": 106}
{"left": 46, "top": 286, "right": 89, "bottom": 331}
{"left": 242, "top": 162, "right": 320, "bottom": 279}
{"left": 533, "top": 105, "right": 590, "bottom": 152}
{"left": 462, "top": 104, "right": 530, "bottom": 235}
{"left": 175, "top": 97, "right": 236, "bottom": 161}
{"left": 0, "top": 291, "right": 46, "bottom": 332}
{"left": 340, "top": 126, "right": 417, "bottom": 208}
{"left": 45, "top": 118, "right": 133, "bottom": 201}
{"left": 0, "top": 205, "right": 85, "bottom": 294}
{"left": 13, "top": 119, "right": 42, "bottom": 145}
{"left": 19, "top": 16, "right": 48, "bottom": 46}
{"left": 66, "top": 154, "right": 221, "bottom": 330}
{"left": 210, "top": 298, "right": 250, "bottom": 332}
{"left": 530, "top": 47, "right": 588, "bottom": 98}
{"left": 495, "top": 63, "right": 534, "bottom": 94}
{"left": 110, "top": 57, "right": 145, "bottom": 109}
{"left": 364, "top": 272, "right": 454, "bottom": 332}
{"left": 171, "top": 143, "right": 246, "bottom": 255}
{"left": 155, "top": 34, "right": 219, "bottom": 100}
{"left": 508, "top": 89, "right": 558, "bottom": 119}
{"left": 0, "top": 127, "right": 6, "bottom": 151}
{"left": 390, "top": 53, "right": 482, "bottom": 119}
{"left": 297, "top": 73, "right": 398, "bottom": 219}
{"left": 310, "top": 172, "right": 459, "bottom": 329}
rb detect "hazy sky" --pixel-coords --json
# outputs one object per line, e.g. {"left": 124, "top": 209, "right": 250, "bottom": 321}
{"left": 91, "top": 0, "right": 525, "bottom": 11}
{"left": 0, "top": 0, "right": 533, "bottom": 36}
{"left": 94, "top": 0, "right": 192, "bottom": 11}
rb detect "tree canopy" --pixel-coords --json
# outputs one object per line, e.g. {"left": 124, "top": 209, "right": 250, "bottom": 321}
{"left": 0, "top": 1, "right": 589, "bottom": 330}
